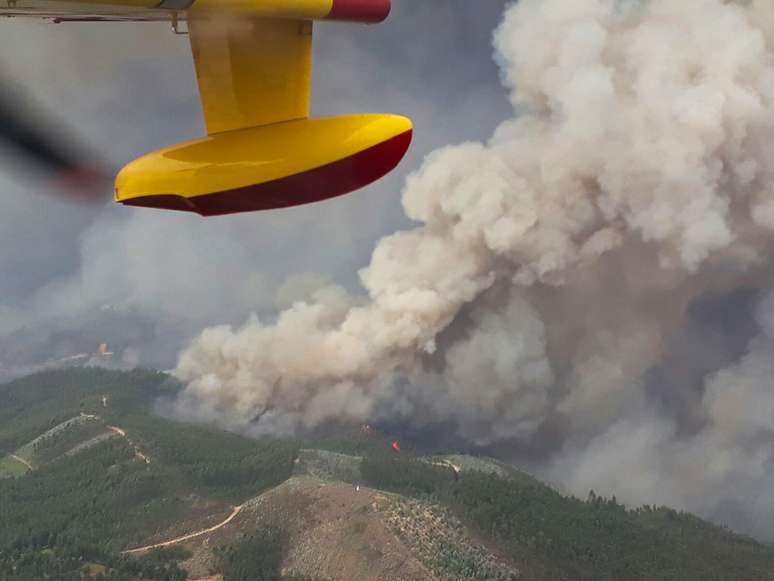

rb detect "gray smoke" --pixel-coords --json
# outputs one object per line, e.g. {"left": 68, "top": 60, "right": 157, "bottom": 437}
{"left": 173, "top": 0, "right": 774, "bottom": 539}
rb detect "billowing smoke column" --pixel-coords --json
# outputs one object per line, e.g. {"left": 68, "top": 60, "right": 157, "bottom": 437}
{"left": 175, "top": 0, "right": 774, "bottom": 538}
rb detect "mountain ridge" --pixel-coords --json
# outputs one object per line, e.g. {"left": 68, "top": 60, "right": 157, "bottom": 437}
{"left": 1, "top": 368, "right": 773, "bottom": 580}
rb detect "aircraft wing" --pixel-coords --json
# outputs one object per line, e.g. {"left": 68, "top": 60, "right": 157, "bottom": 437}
{"left": 116, "top": 11, "right": 412, "bottom": 216}
{"left": 0, "top": 0, "right": 165, "bottom": 21}
{"left": 0, "top": 0, "right": 412, "bottom": 215}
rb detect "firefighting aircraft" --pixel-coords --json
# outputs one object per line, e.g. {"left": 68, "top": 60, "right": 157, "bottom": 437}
{"left": 0, "top": 0, "right": 412, "bottom": 215}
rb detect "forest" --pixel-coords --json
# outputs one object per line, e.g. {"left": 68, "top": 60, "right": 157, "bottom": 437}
{"left": 0, "top": 368, "right": 297, "bottom": 579}
{"left": 361, "top": 452, "right": 774, "bottom": 581}
{"left": 214, "top": 528, "right": 318, "bottom": 581}
{"left": 3, "top": 368, "right": 774, "bottom": 580}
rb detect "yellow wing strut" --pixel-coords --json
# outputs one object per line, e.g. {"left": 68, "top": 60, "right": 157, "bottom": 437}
{"left": 189, "top": 16, "right": 313, "bottom": 134}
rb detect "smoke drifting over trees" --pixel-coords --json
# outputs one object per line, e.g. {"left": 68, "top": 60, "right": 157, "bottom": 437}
{"left": 174, "top": 0, "right": 774, "bottom": 539}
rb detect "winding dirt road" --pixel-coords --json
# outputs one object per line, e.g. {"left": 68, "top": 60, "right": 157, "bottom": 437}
{"left": 10, "top": 454, "right": 33, "bottom": 471}
{"left": 121, "top": 505, "right": 243, "bottom": 555}
{"left": 107, "top": 425, "right": 150, "bottom": 464}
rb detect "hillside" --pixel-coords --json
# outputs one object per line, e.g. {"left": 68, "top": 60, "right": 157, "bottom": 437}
{"left": 1, "top": 369, "right": 774, "bottom": 580}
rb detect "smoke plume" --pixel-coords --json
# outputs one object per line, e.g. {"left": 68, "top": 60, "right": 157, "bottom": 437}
{"left": 174, "top": 0, "right": 774, "bottom": 538}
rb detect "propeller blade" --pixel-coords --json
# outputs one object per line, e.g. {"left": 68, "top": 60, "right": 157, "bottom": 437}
{"left": 0, "top": 83, "right": 111, "bottom": 203}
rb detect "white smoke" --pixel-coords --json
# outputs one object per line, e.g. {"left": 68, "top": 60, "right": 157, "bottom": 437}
{"left": 174, "top": 0, "right": 774, "bottom": 537}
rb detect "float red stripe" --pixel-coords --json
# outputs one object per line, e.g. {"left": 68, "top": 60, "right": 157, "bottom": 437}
{"left": 327, "top": 0, "right": 391, "bottom": 23}
{"left": 120, "top": 130, "right": 412, "bottom": 217}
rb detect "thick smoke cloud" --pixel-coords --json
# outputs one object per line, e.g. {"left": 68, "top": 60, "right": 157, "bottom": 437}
{"left": 174, "top": 0, "right": 774, "bottom": 539}
{"left": 548, "top": 291, "right": 774, "bottom": 540}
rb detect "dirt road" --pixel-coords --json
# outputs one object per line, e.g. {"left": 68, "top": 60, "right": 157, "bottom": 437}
{"left": 10, "top": 454, "right": 33, "bottom": 471}
{"left": 107, "top": 425, "right": 150, "bottom": 464}
{"left": 121, "top": 505, "right": 243, "bottom": 555}
{"left": 107, "top": 425, "right": 126, "bottom": 437}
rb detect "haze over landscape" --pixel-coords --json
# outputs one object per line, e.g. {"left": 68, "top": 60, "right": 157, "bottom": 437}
{"left": 6, "top": 0, "right": 774, "bottom": 552}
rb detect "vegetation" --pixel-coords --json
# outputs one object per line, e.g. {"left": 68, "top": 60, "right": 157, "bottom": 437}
{"left": 293, "top": 448, "right": 362, "bottom": 483}
{"left": 0, "top": 368, "right": 174, "bottom": 454}
{"left": 215, "top": 528, "right": 285, "bottom": 580}
{"left": 3, "top": 368, "right": 774, "bottom": 580}
{"left": 362, "top": 452, "right": 774, "bottom": 581}
{"left": 387, "top": 496, "right": 517, "bottom": 580}
{"left": 0, "top": 455, "right": 28, "bottom": 478}
{"left": 0, "top": 541, "right": 188, "bottom": 580}
{"left": 17, "top": 415, "right": 109, "bottom": 465}
{"left": 215, "top": 529, "right": 318, "bottom": 581}
{"left": 117, "top": 413, "right": 298, "bottom": 504}
{"left": 0, "top": 368, "right": 298, "bottom": 579}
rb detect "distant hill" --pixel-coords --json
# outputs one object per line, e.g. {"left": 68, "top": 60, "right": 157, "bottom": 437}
{"left": 1, "top": 368, "right": 773, "bottom": 580}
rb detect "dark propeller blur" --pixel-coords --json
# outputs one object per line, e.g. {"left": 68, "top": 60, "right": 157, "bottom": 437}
{"left": 0, "top": 80, "right": 110, "bottom": 203}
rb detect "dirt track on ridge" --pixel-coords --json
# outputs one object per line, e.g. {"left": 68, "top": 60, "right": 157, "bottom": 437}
{"left": 9, "top": 454, "right": 32, "bottom": 471}
{"left": 122, "top": 505, "right": 243, "bottom": 555}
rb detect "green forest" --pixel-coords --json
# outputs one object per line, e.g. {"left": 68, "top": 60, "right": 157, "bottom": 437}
{"left": 361, "top": 452, "right": 774, "bottom": 581}
{"left": 2, "top": 368, "right": 774, "bottom": 580}
{"left": 0, "top": 368, "right": 297, "bottom": 580}
{"left": 214, "top": 528, "right": 318, "bottom": 581}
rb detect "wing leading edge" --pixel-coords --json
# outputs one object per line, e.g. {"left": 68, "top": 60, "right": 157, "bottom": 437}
{"left": 189, "top": 17, "right": 313, "bottom": 134}
{"left": 0, "top": 0, "right": 390, "bottom": 23}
